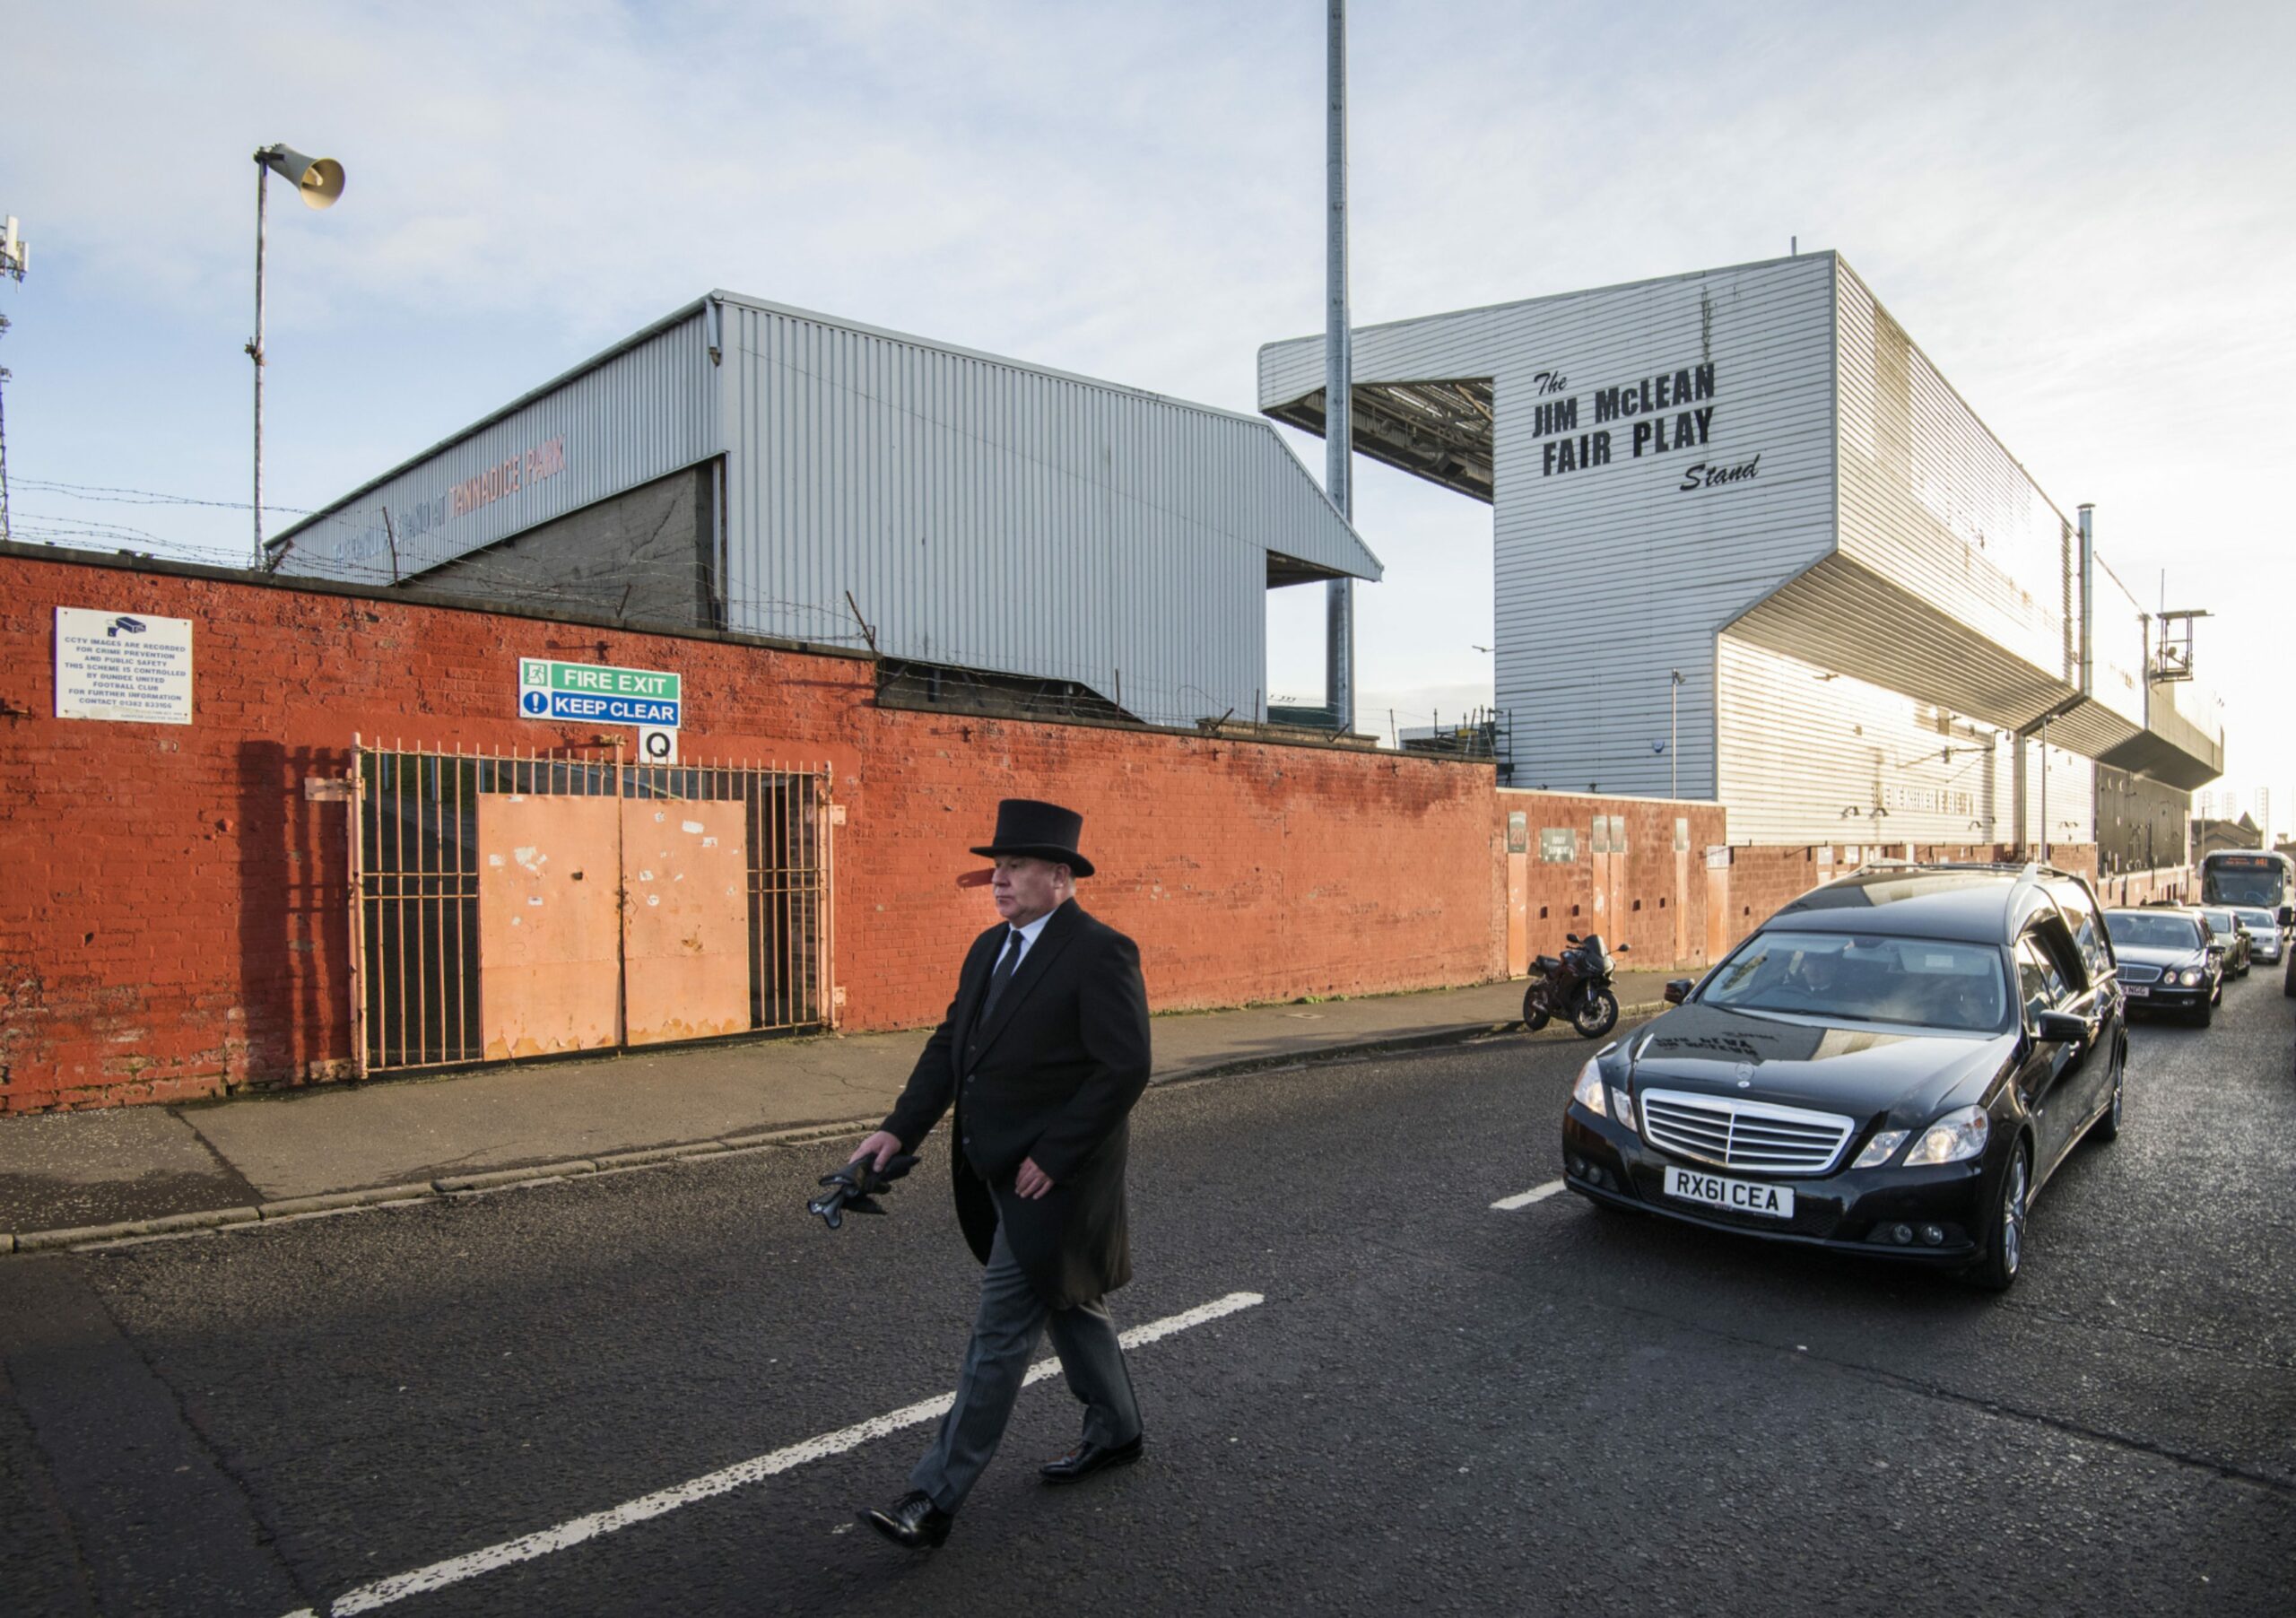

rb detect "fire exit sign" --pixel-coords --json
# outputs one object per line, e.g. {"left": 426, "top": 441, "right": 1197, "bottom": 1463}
{"left": 517, "top": 657, "right": 682, "bottom": 727}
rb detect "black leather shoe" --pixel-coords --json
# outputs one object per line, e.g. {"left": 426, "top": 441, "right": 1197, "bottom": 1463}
{"left": 1038, "top": 1433, "right": 1144, "bottom": 1484}
{"left": 861, "top": 1491, "right": 952, "bottom": 1549}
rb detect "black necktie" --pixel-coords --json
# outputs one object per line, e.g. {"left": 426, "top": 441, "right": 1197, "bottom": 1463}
{"left": 977, "top": 927, "right": 1024, "bottom": 1028}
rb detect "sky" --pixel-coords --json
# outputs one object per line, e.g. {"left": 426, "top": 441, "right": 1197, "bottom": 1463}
{"left": 5, "top": 0, "right": 2292, "bottom": 831}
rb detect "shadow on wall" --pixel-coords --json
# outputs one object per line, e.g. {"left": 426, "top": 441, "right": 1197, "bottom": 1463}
{"left": 238, "top": 741, "right": 354, "bottom": 1090}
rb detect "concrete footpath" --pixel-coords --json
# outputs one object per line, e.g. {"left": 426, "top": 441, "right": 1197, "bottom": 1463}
{"left": 0, "top": 970, "right": 1676, "bottom": 1254}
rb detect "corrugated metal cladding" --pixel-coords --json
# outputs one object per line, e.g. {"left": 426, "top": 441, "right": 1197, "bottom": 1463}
{"left": 274, "top": 311, "right": 720, "bottom": 585}
{"left": 1263, "top": 254, "right": 1843, "bottom": 802}
{"left": 1261, "top": 250, "right": 2220, "bottom": 843}
{"left": 1835, "top": 266, "right": 2074, "bottom": 679}
{"left": 714, "top": 294, "right": 1377, "bottom": 726}
{"left": 1717, "top": 635, "right": 2092, "bottom": 847}
{"left": 2089, "top": 562, "right": 2149, "bottom": 730}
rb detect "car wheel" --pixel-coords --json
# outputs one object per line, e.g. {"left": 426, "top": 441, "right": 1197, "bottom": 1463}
{"left": 1521, "top": 985, "right": 1551, "bottom": 1032}
{"left": 1965, "top": 1143, "right": 2031, "bottom": 1292}
{"left": 1571, "top": 987, "right": 1620, "bottom": 1040}
{"left": 2088, "top": 1047, "right": 2124, "bottom": 1144}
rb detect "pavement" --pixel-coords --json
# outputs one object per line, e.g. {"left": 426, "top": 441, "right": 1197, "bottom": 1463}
{"left": 0, "top": 970, "right": 1678, "bottom": 1253}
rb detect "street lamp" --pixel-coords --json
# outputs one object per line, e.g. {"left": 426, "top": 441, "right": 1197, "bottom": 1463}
{"left": 248, "top": 144, "right": 344, "bottom": 567}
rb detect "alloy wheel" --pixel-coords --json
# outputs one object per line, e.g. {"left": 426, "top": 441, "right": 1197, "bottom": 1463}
{"left": 2001, "top": 1152, "right": 2029, "bottom": 1277}
{"left": 1572, "top": 987, "right": 1619, "bottom": 1039}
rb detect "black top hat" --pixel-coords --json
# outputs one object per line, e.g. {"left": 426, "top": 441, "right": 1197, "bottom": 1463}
{"left": 970, "top": 798, "right": 1095, "bottom": 878}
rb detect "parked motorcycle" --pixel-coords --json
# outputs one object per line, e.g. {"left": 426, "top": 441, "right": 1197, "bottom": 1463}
{"left": 1523, "top": 933, "right": 1627, "bottom": 1039}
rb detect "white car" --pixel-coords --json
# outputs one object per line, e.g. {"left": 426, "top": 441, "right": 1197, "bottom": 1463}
{"left": 2236, "top": 908, "right": 2285, "bottom": 965}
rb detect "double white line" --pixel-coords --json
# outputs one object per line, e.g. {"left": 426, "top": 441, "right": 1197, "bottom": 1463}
{"left": 286, "top": 1291, "right": 1265, "bottom": 1617}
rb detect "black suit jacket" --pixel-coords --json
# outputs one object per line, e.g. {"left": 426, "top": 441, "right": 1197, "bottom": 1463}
{"left": 882, "top": 900, "right": 1151, "bottom": 1308}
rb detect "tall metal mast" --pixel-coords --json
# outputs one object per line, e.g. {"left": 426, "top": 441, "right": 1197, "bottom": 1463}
{"left": 0, "top": 215, "right": 26, "bottom": 544}
{"left": 1323, "top": 0, "right": 1354, "bottom": 732}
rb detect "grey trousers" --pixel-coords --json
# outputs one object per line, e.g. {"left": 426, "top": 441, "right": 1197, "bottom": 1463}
{"left": 909, "top": 1222, "right": 1141, "bottom": 1513}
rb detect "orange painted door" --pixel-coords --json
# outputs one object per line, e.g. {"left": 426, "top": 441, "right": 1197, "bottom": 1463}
{"left": 477, "top": 796, "right": 622, "bottom": 1060}
{"left": 621, "top": 800, "right": 751, "bottom": 1046}
{"left": 1592, "top": 846, "right": 1628, "bottom": 945}
{"left": 1507, "top": 848, "right": 1529, "bottom": 977}
{"left": 1674, "top": 848, "right": 1692, "bottom": 966}
{"left": 1705, "top": 861, "right": 1732, "bottom": 963}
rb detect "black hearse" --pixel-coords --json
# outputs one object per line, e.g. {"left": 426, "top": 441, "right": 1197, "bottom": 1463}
{"left": 1562, "top": 865, "right": 2124, "bottom": 1292}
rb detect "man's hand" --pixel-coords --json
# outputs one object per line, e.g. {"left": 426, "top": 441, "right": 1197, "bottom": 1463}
{"left": 1014, "top": 1157, "right": 1055, "bottom": 1199}
{"left": 850, "top": 1130, "right": 904, "bottom": 1172}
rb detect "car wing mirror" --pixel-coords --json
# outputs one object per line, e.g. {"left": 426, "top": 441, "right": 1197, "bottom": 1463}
{"left": 1663, "top": 979, "right": 1693, "bottom": 1005}
{"left": 2034, "top": 1009, "right": 2088, "bottom": 1046}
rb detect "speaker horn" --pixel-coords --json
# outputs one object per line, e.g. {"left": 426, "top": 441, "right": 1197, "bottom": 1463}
{"left": 258, "top": 145, "right": 345, "bottom": 210}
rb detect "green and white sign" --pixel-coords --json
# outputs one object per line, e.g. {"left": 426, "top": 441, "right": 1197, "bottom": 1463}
{"left": 517, "top": 657, "right": 681, "bottom": 727}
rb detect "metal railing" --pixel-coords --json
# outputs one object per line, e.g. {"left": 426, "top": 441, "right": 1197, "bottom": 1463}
{"left": 351, "top": 738, "right": 833, "bottom": 1075}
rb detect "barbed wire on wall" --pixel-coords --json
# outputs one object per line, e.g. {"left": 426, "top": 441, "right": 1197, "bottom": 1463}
{"left": 11, "top": 528, "right": 1518, "bottom": 754}
{"left": 13, "top": 476, "right": 312, "bottom": 515}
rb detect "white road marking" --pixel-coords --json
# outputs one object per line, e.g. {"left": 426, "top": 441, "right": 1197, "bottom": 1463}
{"left": 307, "top": 1290, "right": 1265, "bottom": 1616}
{"left": 1491, "top": 1179, "right": 1565, "bottom": 1211}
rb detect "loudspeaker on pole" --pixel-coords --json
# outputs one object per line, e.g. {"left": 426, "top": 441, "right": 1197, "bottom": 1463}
{"left": 259, "top": 146, "right": 346, "bottom": 209}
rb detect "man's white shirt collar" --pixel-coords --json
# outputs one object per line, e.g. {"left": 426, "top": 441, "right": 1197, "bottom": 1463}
{"left": 1005, "top": 908, "right": 1055, "bottom": 964}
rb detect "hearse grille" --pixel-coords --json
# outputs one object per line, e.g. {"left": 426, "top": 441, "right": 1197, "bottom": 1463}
{"left": 1637, "top": 1090, "right": 1855, "bottom": 1176}
{"left": 2117, "top": 964, "right": 2162, "bottom": 985}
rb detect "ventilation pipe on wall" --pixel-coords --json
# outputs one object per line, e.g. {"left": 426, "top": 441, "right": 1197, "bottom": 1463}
{"left": 2077, "top": 503, "right": 2095, "bottom": 697}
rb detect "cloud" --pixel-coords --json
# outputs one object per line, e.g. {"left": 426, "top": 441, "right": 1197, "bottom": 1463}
{"left": 10, "top": 0, "right": 2292, "bottom": 799}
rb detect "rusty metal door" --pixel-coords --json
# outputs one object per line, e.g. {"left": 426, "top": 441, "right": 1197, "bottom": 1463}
{"left": 476, "top": 795, "right": 622, "bottom": 1060}
{"left": 620, "top": 799, "right": 749, "bottom": 1045}
{"left": 352, "top": 740, "right": 833, "bottom": 1076}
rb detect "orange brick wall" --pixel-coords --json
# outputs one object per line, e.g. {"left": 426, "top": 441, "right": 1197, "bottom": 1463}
{"left": 1714, "top": 841, "right": 2109, "bottom": 957}
{"left": 2093, "top": 866, "right": 2195, "bottom": 909}
{"left": 0, "top": 552, "right": 1505, "bottom": 1111}
{"left": 1497, "top": 792, "right": 1728, "bottom": 972}
{"left": 6, "top": 547, "right": 2150, "bottom": 1114}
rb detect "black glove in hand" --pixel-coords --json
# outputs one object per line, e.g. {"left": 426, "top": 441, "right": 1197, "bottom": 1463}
{"left": 807, "top": 1153, "right": 919, "bottom": 1230}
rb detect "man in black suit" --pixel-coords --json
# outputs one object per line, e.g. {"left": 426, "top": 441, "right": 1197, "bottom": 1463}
{"left": 853, "top": 798, "right": 1152, "bottom": 1551}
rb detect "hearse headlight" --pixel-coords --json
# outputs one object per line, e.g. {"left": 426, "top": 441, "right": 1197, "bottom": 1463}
{"left": 2179, "top": 968, "right": 2204, "bottom": 986}
{"left": 1571, "top": 1057, "right": 1607, "bottom": 1118}
{"left": 1852, "top": 1129, "right": 1909, "bottom": 1169}
{"left": 1902, "top": 1104, "right": 1989, "bottom": 1167}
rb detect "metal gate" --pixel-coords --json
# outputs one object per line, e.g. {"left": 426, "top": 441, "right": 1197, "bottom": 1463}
{"left": 351, "top": 738, "right": 835, "bottom": 1075}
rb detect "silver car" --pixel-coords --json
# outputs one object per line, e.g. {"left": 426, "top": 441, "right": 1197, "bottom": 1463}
{"left": 2236, "top": 907, "right": 2285, "bottom": 965}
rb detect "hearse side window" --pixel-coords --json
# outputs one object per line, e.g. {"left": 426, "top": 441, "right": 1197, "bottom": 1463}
{"left": 2014, "top": 935, "right": 2070, "bottom": 1023}
{"left": 2052, "top": 888, "right": 2111, "bottom": 985}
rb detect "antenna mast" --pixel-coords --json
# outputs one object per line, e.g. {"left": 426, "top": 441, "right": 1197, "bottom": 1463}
{"left": 0, "top": 215, "right": 27, "bottom": 544}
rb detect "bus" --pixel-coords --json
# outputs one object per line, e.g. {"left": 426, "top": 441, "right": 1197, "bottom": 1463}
{"left": 2198, "top": 849, "right": 2296, "bottom": 916}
